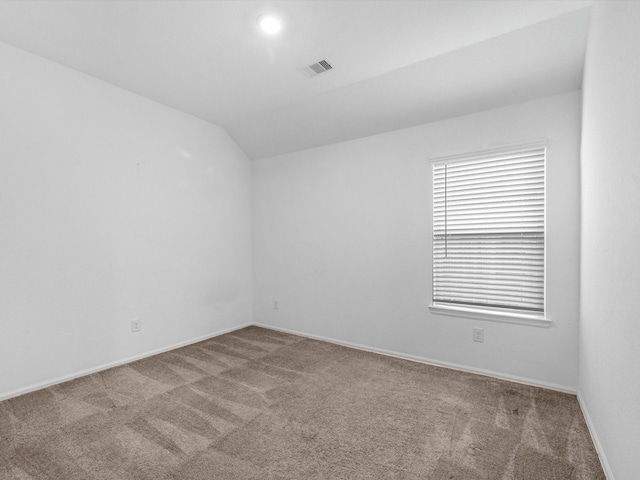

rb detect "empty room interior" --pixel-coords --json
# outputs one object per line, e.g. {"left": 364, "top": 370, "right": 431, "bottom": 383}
{"left": 0, "top": 1, "right": 638, "bottom": 479}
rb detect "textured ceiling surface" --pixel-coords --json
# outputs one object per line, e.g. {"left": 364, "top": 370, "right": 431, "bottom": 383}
{"left": 0, "top": 1, "right": 593, "bottom": 159}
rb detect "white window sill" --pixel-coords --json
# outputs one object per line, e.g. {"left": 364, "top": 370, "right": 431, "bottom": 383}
{"left": 429, "top": 304, "right": 552, "bottom": 328}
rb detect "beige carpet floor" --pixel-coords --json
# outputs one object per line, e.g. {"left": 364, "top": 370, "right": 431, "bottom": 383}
{"left": 0, "top": 326, "right": 605, "bottom": 479}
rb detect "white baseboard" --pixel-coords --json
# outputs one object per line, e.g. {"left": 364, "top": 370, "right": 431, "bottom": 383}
{"left": 2, "top": 320, "right": 610, "bottom": 478}
{"left": 261, "top": 324, "right": 611, "bottom": 477}
{"left": 253, "top": 322, "right": 577, "bottom": 394}
{"left": 0, "top": 320, "right": 576, "bottom": 399}
{"left": 0, "top": 322, "right": 252, "bottom": 402}
{"left": 577, "top": 392, "right": 614, "bottom": 480}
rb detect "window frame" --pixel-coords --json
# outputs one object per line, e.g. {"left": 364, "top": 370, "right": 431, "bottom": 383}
{"left": 429, "top": 141, "right": 551, "bottom": 326}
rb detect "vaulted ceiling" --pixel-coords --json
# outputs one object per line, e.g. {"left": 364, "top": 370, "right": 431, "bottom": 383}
{"left": 0, "top": 1, "right": 592, "bottom": 159}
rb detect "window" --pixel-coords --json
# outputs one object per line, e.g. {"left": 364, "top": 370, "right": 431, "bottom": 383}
{"left": 431, "top": 143, "right": 546, "bottom": 319}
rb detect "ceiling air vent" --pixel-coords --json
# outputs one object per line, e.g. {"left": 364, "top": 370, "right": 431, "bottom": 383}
{"left": 300, "top": 59, "right": 333, "bottom": 78}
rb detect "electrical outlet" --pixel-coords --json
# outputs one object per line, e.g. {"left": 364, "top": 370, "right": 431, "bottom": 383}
{"left": 131, "top": 319, "right": 141, "bottom": 333}
{"left": 473, "top": 327, "right": 484, "bottom": 343}
{"left": 273, "top": 300, "right": 279, "bottom": 310}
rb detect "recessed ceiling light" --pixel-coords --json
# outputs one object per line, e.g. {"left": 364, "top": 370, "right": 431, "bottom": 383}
{"left": 258, "top": 14, "right": 281, "bottom": 34}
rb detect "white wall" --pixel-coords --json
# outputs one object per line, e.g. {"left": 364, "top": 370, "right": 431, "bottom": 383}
{"left": 253, "top": 92, "right": 582, "bottom": 391}
{"left": 0, "top": 42, "right": 252, "bottom": 399}
{"left": 579, "top": 2, "right": 640, "bottom": 479}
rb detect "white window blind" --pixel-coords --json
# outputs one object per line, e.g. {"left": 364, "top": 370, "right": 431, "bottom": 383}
{"left": 432, "top": 145, "right": 545, "bottom": 314}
